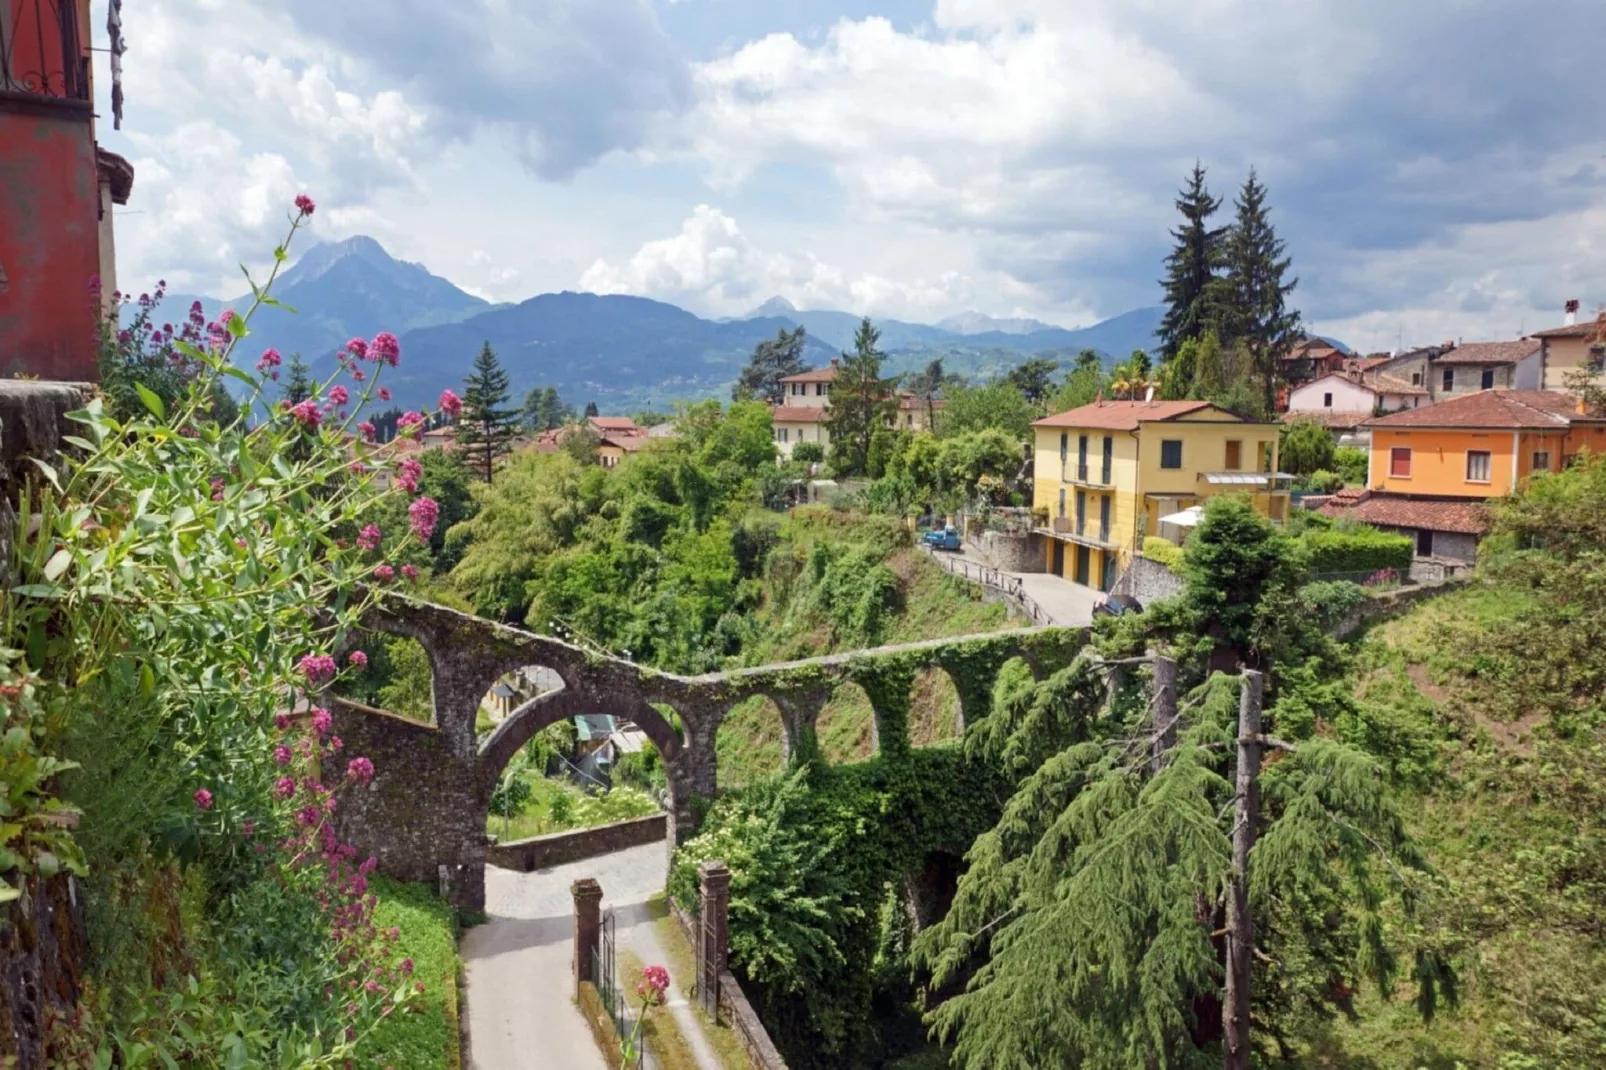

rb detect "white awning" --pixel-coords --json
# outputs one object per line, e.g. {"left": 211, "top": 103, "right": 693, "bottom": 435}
{"left": 1156, "top": 506, "right": 1203, "bottom": 528}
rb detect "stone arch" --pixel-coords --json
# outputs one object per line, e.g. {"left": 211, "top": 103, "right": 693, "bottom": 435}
{"left": 906, "top": 848, "right": 965, "bottom": 931}
{"left": 480, "top": 686, "right": 683, "bottom": 790}
{"left": 908, "top": 664, "right": 963, "bottom": 747}
{"left": 816, "top": 679, "right": 878, "bottom": 763}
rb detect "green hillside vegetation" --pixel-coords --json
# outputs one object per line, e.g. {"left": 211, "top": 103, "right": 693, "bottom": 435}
{"left": 668, "top": 454, "right": 1606, "bottom": 1069}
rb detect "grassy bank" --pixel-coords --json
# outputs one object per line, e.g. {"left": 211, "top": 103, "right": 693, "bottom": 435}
{"left": 487, "top": 775, "right": 660, "bottom": 842}
{"left": 360, "top": 878, "right": 462, "bottom": 1070}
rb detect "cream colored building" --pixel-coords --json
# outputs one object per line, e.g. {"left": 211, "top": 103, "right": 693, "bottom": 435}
{"left": 1032, "top": 400, "right": 1288, "bottom": 592}
{"left": 1533, "top": 315, "right": 1605, "bottom": 392}
{"left": 771, "top": 360, "right": 942, "bottom": 458}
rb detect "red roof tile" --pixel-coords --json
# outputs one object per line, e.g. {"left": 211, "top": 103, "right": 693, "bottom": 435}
{"left": 1319, "top": 495, "right": 1491, "bottom": 535}
{"left": 1362, "top": 389, "right": 1597, "bottom": 430}
{"left": 1033, "top": 399, "right": 1224, "bottom": 431}
{"left": 1364, "top": 372, "right": 1429, "bottom": 396}
{"left": 1530, "top": 318, "right": 1604, "bottom": 339}
{"left": 1282, "top": 410, "right": 1366, "bottom": 429}
{"left": 589, "top": 416, "right": 639, "bottom": 431}
{"left": 1432, "top": 340, "right": 1540, "bottom": 366}
{"left": 772, "top": 405, "right": 830, "bottom": 424}
{"left": 779, "top": 362, "right": 840, "bottom": 384}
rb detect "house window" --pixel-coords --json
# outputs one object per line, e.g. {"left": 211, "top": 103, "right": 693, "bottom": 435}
{"left": 1411, "top": 371, "right": 1422, "bottom": 386}
{"left": 1101, "top": 436, "right": 1113, "bottom": 483}
{"left": 1323, "top": 392, "right": 1333, "bottom": 407}
{"left": 1057, "top": 487, "right": 1066, "bottom": 519}
{"left": 1465, "top": 450, "right": 1491, "bottom": 483}
{"left": 1480, "top": 368, "right": 1495, "bottom": 390}
{"left": 1390, "top": 447, "right": 1412, "bottom": 477}
{"left": 905, "top": 413, "right": 914, "bottom": 427}
{"left": 781, "top": 427, "right": 790, "bottom": 443}
{"left": 1098, "top": 495, "right": 1111, "bottom": 542}
{"left": 1258, "top": 441, "right": 1274, "bottom": 472}
{"left": 1224, "top": 440, "right": 1242, "bottom": 470}
{"left": 1075, "top": 490, "right": 1086, "bottom": 535}
{"left": 1059, "top": 432, "right": 1068, "bottom": 465}
{"left": 1416, "top": 529, "right": 1434, "bottom": 557}
{"left": 1533, "top": 450, "right": 1551, "bottom": 472}
{"left": 1077, "top": 435, "right": 1089, "bottom": 482}
{"left": 1442, "top": 368, "right": 1454, "bottom": 392}
{"left": 1159, "top": 440, "right": 1183, "bottom": 469}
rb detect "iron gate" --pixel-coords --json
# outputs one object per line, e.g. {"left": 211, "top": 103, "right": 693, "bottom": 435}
{"left": 591, "top": 908, "right": 643, "bottom": 1068}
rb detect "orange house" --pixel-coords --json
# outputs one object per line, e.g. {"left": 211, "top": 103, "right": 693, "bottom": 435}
{"left": 1362, "top": 390, "right": 1606, "bottom": 497}
{"left": 1, "top": 0, "right": 134, "bottom": 381}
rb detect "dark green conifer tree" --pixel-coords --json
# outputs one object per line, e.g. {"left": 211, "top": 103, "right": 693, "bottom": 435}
{"left": 824, "top": 318, "right": 898, "bottom": 477}
{"left": 458, "top": 341, "right": 519, "bottom": 483}
{"left": 1157, "top": 162, "right": 1226, "bottom": 365}
{"left": 1220, "top": 169, "right": 1302, "bottom": 416}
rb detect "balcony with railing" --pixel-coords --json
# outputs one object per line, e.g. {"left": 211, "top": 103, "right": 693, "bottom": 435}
{"left": 1, "top": 0, "right": 90, "bottom": 106}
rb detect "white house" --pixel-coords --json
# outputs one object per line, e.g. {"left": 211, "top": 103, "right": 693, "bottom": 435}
{"left": 1285, "top": 372, "right": 1428, "bottom": 446}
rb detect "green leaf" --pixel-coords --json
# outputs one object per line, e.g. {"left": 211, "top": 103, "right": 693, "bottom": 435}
{"left": 135, "top": 383, "right": 167, "bottom": 420}
{"left": 27, "top": 458, "right": 62, "bottom": 492}
{"left": 10, "top": 584, "right": 64, "bottom": 599}
{"left": 139, "top": 661, "right": 155, "bottom": 697}
{"left": 0, "top": 880, "right": 18, "bottom": 905}
{"left": 258, "top": 295, "right": 298, "bottom": 313}
{"left": 228, "top": 312, "right": 248, "bottom": 339}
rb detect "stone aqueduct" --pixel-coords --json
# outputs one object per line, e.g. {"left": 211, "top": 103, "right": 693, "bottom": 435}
{"left": 329, "top": 597, "right": 1084, "bottom": 911}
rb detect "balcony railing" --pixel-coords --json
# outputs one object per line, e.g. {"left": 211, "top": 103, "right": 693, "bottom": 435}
{"left": 1, "top": 0, "right": 90, "bottom": 102}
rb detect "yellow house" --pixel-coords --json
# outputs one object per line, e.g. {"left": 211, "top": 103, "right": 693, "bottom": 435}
{"left": 1031, "top": 400, "right": 1288, "bottom": 591}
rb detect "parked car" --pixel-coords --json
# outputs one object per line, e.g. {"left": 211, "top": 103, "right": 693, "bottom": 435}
{"left": 922, "top": 525, "right": 962, "bottom": 552}
{"left": 1092, "top": 593, "right": 1143, "bottom": 618}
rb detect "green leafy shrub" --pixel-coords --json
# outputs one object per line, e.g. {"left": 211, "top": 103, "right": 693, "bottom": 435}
{"left": 792, "top": 441, "right": 825, "bottom": 464}
{"left": 1301, "top": 527, "right": 1414, "bottom": 574}
{"left": 1333, "top": 446, "right": 1369, "bottom": 485}
{"left": 1141, "top": 536, "right": 1185, "bottom": 571}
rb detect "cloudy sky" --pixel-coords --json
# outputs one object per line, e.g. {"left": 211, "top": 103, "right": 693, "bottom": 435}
{"left": 99, "top": 0, "right": 1606, "bottom": 352}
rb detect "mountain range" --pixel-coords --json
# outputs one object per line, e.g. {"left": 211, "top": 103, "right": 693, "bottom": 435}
{"left": 164, "top": 236, "right": 1165, "bottom": 413}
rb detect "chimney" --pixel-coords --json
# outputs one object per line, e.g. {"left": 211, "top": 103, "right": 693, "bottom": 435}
{"left": 1565, "top": 299, "right": 1580, "bottom": 327}
{"left": 829, "top": 358, "right": 839, "bottom": 368}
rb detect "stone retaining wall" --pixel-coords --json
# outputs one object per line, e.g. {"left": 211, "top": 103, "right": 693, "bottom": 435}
{"left": 971, "top": 530, "right": 1044, "bottom": 573}
{"left": 1111, "top": 554, "right": 1185, "bottom": 605}
{"left": 487, "top": 813, "right": 668, "bottom": 872}
{"left": 1330, "top": 578, "right": 1465, "bottom": 639}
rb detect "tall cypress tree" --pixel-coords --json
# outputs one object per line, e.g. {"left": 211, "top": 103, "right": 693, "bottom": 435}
{"left": 458, "top": 341, "right": 519, "bottom": 483}
{"left": 1220, "top": 169, "right": 1301, "bottom": 416}
{"left": 1156, "top": 163, "right": 1225, "bottom": 364}
{"left": 824, "top": 318, "right": 898, "bottom": 477}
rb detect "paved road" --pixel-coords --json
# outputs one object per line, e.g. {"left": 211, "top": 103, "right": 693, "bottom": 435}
{"left": 942, "top": 548, "right": 1101, "bottom": 627}
{"left": 463, "top": 842, "right": 722, "bottom": 1070}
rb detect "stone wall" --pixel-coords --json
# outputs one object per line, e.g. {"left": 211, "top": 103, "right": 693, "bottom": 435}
{"left": 1110, "top": 554, "right": 1185, "bottom": 605}
{"left": 487, "top": 813, "right": 667, "bottom": 872}
{"left": 1330, "top": 578, "right": 1466, "bottom": 639}
{"left": 971, "top": 530, "right": 1044, "bottom": 573}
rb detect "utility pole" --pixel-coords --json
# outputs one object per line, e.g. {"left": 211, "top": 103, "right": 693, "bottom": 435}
{"left": 1223, "top": 669, "right": 1264, "bottom": 1070}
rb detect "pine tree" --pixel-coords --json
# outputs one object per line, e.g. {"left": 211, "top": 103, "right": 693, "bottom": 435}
{"left": 523, "top": 385, "right": 571, "bottom": 431}
{"left": 1220, "top": 169, "right": 1302, "bottom": 416}
{"left": 458, "top": 342, "right": 520, "bottom": 483}
{"left": 824, "top": 318, "right": 898, "bottom": 477}
{"left": 283, "top": 354, "right": 312, "bottom": 405}
{"left": 733, "top": 326, "right": 809, "bottom": 404}
{"left": 584, "top": 401, "right": 599, "bottom": 419}
{"left": 1157, "top": 162, "right": 1226, "bottom": 363}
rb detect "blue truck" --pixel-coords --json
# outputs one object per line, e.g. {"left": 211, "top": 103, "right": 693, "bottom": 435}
{"left": 922, "top": 525, "right": 962, "bottom": 552}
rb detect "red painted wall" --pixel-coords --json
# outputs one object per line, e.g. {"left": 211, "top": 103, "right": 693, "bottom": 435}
{"left": 0, "top": 107, "right": 102, "bottom": 381}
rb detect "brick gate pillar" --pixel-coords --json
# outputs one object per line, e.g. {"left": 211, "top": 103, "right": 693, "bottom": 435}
{"left": 697, "top": 861, "right": 732, "bottom": 1013}
{"left": 571, "top": 877, "right": 603, "bottom": 996}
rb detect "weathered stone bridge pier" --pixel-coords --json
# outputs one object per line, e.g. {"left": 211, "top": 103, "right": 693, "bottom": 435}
{"left": 330, "top": 596, "right": 1085, "bottom": 911}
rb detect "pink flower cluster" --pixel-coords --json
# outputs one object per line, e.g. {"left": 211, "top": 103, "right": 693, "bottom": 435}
{"left": 288, "top": 399, "right": 322, "bottom": 428}
{"left": 439, "top": 389, "right": 463, "bottom": 418}
{"left": 396, "top": 412, "right": 425, "bottom": 439}
{"left": 395, "top": 457, "right": 422, "bottom": 494}
{"left": 409, "top": 497, "right": 440, "bottom": 541}
{"left": 194, "top": 788, "right": 214, "bottom": 811}
{"left": 348, "top": 650, "right": 368, "bottom": 669}
{"left": 298, "top": 654, "right": 338, "bottom": 686}
{"left": 637, "top": 964, "right": 670, "bottom": 1005}
{"left": 295, "top": 193, "right": 316, "bottom": 216}
{"left": 256, "top": 347, "right": 283, "bottom": 377}
{"left": 357, "top": 524, "right": 383, "bottom": 553}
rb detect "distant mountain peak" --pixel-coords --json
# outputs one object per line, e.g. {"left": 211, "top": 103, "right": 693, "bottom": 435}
{"left": 748, "top": 295, "right": 797, "bottom": 318}
{"left": 938, "top": 310, "right": 1059, "bottom": 336}
{"left": 282, "top": 234, "right": 432, "bottom": 288}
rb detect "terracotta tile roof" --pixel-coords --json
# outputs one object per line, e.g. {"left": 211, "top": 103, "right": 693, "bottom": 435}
{"left": 589, "top": 416, "right": 639, "bottom": 431}
{"left": 1319, "top": 494, "right": 1491, "bottom": 535}
{"left": 1352, "top": 356, "right": 1391, "bottom": 372}
{"left": 897, "top": 395, "right": 944, "bottom": 411}
{"left": 1364, "top": 372, "right": 1429, "bottom": 396}
{"left": 1530, "top": 319, "right": 1604, "bottom": 339}
{"left": 772, "top": 405, "right": 830, "bottom": 424}
{"left": 600, "top": 432, "right": 647, "bottom": 452}
{"left": 779, "top": 362, "right": 840, "bottom": 384}
{"left": 1432, "top": 340, "right": 1540, "bottom": 366}
{"left": 1033, "top": 399, "right": 1222, "bottom": 431}
{"left": 1282, "top": 410, "right": 1367, "bottom": 429}
{"left": 1362, "top": 389, "right": 1598, "bottom": 430}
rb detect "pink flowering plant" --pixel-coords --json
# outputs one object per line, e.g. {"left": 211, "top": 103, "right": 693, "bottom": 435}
{"left": 11, "top": 195, "right": 459, "bottom": 1064}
